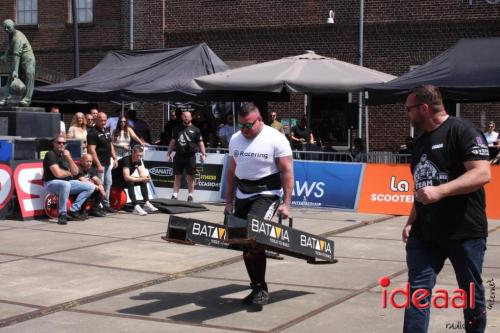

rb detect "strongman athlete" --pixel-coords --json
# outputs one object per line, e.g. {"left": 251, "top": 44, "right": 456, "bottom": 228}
{"left": 224, "top": 102, "right": 294, "bottom": 305}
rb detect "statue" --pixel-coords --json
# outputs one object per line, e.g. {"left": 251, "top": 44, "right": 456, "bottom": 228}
{"left": 0, "top": 19, "right": 36, "bottom": 107}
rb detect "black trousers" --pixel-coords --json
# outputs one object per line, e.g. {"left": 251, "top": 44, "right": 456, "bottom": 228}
{"left": 126, "top": 182, "right": 149, "bottom": 205}
{"left": 234, "top": 195, "right": 280, "bottom": 287}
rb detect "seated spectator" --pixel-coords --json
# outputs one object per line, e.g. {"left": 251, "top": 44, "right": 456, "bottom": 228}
{"left": 321, "top": 140, "right": 337, "bottom": 161}
{"left": 112, "top": 145, "right": 158, "bottom": 216}
{"left": 217, "top": 113, "right": 236, "bottom": 148}
{"left": 43, "top": 135, "right": 95, "bottom": 224}
{"left": 112, "top": 116, "right": 145, "bottom": 159}
{"left": 268, "top": 111, "right": 284, "bottom": 134}
{"left": 85, "top": 113, "right": 95, "bottom": 128}
{"left": 291, "top": 117, "right": 314, "bottom": 159}
{"left": 158, "top": 110, "right": 180, "bottom": 146}
{"left": 128, "top": 109, "right": 152, "bottom": 144}
{"left": 67, "top": 112, "right": 88, "bottom": 152}
{"left": 75, "top": 154, "right": 106, "bottom": 218}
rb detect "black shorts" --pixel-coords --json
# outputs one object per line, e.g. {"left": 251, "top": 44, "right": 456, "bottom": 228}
{"left": 173, "top": 154, "right": 197, "bottom": 175}
{"left": 234, "top": 195, "right": 280, "bottom": 221}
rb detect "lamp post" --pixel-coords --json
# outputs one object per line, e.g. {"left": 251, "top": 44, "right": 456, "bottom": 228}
{"left": 71, "top": 0, "right": 79, "bottom": 77}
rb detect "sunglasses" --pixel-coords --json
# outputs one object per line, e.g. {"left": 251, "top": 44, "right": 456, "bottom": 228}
{"left": 120, "top": 121, "right": 127, "bottom": 123}
{"left": 56, "top": 141, "right": 66, "bottom": 145}
{"left": 238, "top": 118, "right": 259, "bottom": 129}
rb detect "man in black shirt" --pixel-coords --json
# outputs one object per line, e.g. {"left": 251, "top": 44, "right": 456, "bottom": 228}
{"left": 402, "top": 85, "right": 491, "bottom": 333}
{"left": 75, "top": 153, "right": 106, "bottom": 217}
{"left": 166, "top": 110, "right": 207, "bottom": 202}
{"left": 112, "top": 145, "right": 158, "bottom": 215}
{"left": 43, "top": 135, "right": 95, "bottom": 224}
{"left": 87, "top": 112, "right": 118, "bottom": 213}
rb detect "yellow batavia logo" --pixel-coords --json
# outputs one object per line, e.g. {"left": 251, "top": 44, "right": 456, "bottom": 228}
{"left": 300, "top": 235, "right": 332, "bottom": 254}
{"left": 251, "top": 219, "right": 290, "bottom": 242}
{"left": 192, "top": 223, "right": 226, "bottom": 240}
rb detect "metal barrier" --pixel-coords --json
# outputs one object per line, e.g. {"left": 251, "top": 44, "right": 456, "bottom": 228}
{"left": 144, "top": 144, "right": 410, "bottom": 164}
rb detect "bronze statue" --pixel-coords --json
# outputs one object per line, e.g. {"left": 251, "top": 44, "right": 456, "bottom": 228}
{"left": 0, "top": 19, "right": 36, "bottom": 107}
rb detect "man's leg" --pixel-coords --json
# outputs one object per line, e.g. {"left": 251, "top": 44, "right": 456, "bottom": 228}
{"left": 44, "top": 180, "right": 71, "bottom": 215}
{"left": 126, "top": 182, "right": 139, "bottom": 205}
{"left": 103, "top": 165, "right": 112, "bottom": 208}
{"left": 186, "top": 155, "right": 197, "bottom": 201}
{"left": 69, "top": 180, "right": 95, "bottom": 212}
{"left": 446, "top": 238, "right": 487, "bottom": 333}
{"left": 403, "top": 237, "right": 447, "bottom": 333}
{"left": 20, "top": 56, "right": 35, "bottom": 105}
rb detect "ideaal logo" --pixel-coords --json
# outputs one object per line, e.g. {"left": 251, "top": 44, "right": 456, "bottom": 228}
{"left": 192, "top": 222, "right": 226, "bottom": 240}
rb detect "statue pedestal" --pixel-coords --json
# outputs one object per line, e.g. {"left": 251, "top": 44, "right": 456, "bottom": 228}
{"left": 0, "top": 107, "right": 59, "bottom": 138}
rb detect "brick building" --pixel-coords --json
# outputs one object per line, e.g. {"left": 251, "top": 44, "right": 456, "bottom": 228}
{"left": 1, "top": 0, "right": 499, "bottom": 148}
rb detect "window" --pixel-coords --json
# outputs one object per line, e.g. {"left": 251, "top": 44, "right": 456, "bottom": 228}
{"left": 17, "top": 0, "right": 38, "bottom": 25}
{"left": 69, "top": 0, "right": 93, "bottom": 23}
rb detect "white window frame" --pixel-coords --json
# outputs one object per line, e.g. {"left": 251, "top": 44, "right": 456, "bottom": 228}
{"left": 17, "top": 0, "right": 38, "bottom": 26}
{"left": 69, "top": 0, "right": 93, "bottom": 24}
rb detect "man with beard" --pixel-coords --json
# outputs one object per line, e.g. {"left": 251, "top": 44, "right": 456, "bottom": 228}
{"left": 43, "top": 135, "right": 95, "bottom": 224}
{"left": 166, "top": 110, "right": 207, "bottom": 202}
{"left": 402, "top": 85, "right": 491, "bottom": 333}
{"left": 75, "top": 153, "right": 106, "bottom": 218}
{"left": 225, "top": 102, "right": 293, "bottom": 306}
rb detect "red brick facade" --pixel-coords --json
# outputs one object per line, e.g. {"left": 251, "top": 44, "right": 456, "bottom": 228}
{"left": 1, "top": 1, "right": 499, "bottom": 147}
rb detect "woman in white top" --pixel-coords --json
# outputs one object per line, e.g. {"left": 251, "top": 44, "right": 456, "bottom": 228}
{"left": 483, "top": 121, "right": 499, "bottom": 147}
{"left": 112, "top": 116, "right": 145, "bottom": 158}
{"left": 67, "top": 112, "right": 88, "bottom": 152}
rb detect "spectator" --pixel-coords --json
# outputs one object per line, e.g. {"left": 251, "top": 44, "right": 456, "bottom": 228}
{"left": 50, "top": 106, "right": 66, "bottom": 136}
{"left": 351, "top": 137, "right": 367, "bottom": 162}
{"left": 87, "top": 112, "right": 118, "bottom": 213}
{"left": 75, "top": 153, "right": 106, "bottom": 217}
{"left": 112, "top": 145, "right": 158, "bottom": 215}
{"left": 166, "top": 110, "right": 207, "bottom": 202}
{"left": 483, "top": 121, "right": 499, "bottom": 147}
{"left": 217, "top": 113, "right": 237, "bottom": 148}
{"left": 127, "top": 109, "right": 152, "bottom": 144}
{"left": 85, "top": 113, "right": 94, "bottom": 128}
{"left": 192, "top": 110, "right": 215, "bottom": 147}
{"left": 399, "top": 136, "right": 415, "bottom": 155}
{"left": 321, "top": 139, "right": 337, "bottom": 161}
{"left": 158, "top": 110, "right": 180, "bottom": 146}
{"left": 291, "top": 117, "right": 314, "bottom": 159}
{"left": 112, "top": 116, "right": 145, "bottom": 159}
{"left": 268, "top": 111, "right": 284, "bottom": 134}
{"left": 89, "top": 107, "right": 99, "bottom": 124}
{"left": 67, "top": 112, "right": 87, "bottom": 152}
{"left": 43, "top": 135, "right": 95, "bottom": 224}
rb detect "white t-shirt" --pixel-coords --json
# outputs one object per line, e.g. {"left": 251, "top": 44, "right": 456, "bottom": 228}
{"left": 229, "top": 125, "right": 292, "bottom": 199}
{"left": 483, "top": 130, "right": 499, "bottom": 147}
{"left": 217, "top": 124, "right": 236, "bottom": 142}
{"left": 60, "top": 121, "right": 66, "bottom": 134}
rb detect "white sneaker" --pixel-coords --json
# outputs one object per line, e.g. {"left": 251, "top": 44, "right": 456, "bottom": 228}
{"left": 133, "top": 204, "right": 147, "bottom": 216}
{"left": 143, "top": 201, "right": 158, "bottom": 213}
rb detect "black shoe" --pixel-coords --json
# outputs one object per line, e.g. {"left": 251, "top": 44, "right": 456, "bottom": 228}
{"left": 104, "top": 206, "right": 117, "bottom": 213}
{"left": 67, "top": 211, "right": 85, "bottom": 221}
{"left": 171, "top": 195, "right": 177, "bottom": 200}
{"left": 79, "top": 210, "right": 89, "bottom": 220}
{"left": 89, "top": 208, "right": 106, "bottom": 217}
{"left": 242, "top": 288, "right": 258, "bottom": 305}
{"left": 252, "top": 289, "right": 269, "bottom": 305}
{"left": 57, "top": 215, "right": 68, "bottom": 225}
{"left": 187, "top": 195, "right": 193, "bottom": 202}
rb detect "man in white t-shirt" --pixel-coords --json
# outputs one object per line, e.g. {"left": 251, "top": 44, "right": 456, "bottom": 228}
{"left": 224, "top": 102, "right": 294, "bottom": 306}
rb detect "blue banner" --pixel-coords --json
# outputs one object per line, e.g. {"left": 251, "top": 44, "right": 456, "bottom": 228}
{"left": 292, "top": 161, "right": 364, "bottom": 210}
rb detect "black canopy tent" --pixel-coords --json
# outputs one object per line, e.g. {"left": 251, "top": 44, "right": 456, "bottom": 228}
{"left": 366, "top": 38, "right": 500, "bottom": 105}
{"left": 34, "top": 43, "right": 288, "bottom": 103}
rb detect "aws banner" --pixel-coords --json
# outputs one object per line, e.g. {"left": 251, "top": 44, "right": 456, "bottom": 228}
{"left": 292, "top": 161, "right": 364, "bottom": 210}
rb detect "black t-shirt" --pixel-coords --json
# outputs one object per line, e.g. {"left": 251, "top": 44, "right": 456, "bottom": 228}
{"left": 112, "top": 155, "right": 141, "bottom": 185}
{"left": 172, "top": 124, "right": 203, "bottom": 156}
{"left": 43, "top": 150, "right": 70, "bottom": 182}
{"left": 291, "top": 125, "right": 308, "bottom": 149}
{"left": 87, "top": 127, "right": 112, "bottom": 166}
{"left": 75, "top": 165, "right": 98, "bottom": 181}
{"left": 410, "top": 117, "right": 490, "bottom": 240}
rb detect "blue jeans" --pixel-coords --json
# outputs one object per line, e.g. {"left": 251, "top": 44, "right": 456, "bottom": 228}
{"left": 98, "top": 165, "right": 112, "bottom": 208}
{"left": 44, "top": 180, "right": 95, "bottom": 215}
{"left": 404, "top": 236, "right": 487, "bottom": 333}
